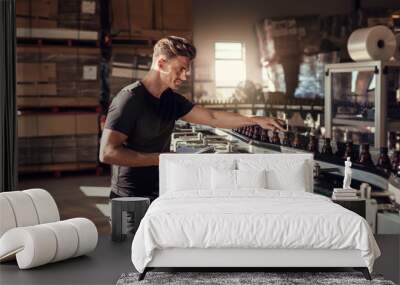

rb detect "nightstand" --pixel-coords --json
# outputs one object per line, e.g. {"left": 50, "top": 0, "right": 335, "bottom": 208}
{"left": 332, "top": 198, "right": 366, "bottom": 218}
{"left": 111, "top": 197, "right": 150, "bottom": 242}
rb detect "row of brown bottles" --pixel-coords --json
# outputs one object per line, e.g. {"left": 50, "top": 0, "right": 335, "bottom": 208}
{"left": 233, "top": 126, "right": 321, "bottom": 154}
{"left": 232, "top": 125, "right": 400, "bottom": 176}
{"left": 198, "top": 97, "right": 324, "bottom": 106}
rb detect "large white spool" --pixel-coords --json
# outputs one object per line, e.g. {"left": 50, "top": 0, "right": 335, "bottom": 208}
{"left": 347, "top": 25, "right": 396, "bottom": 61}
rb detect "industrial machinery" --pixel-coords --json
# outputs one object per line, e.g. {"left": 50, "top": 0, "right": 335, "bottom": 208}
{"left": 324, "top": 60, "right": 400, "bottom": 149}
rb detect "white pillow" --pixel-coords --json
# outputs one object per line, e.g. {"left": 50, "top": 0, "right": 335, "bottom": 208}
{"left": 211, "top": 169, "right": 267, "bottom": 191}
{"left": 167, "top": 163, "right": 209, "bottom": 191}
{"left": 167, "top": 160, "right": 236, "bottom": 192}
{"left": 266, "top": 166, "right": 306, "bottom": 191}
{"left": 238, "top": 158, "right": 309, "bottom": 191}
{"left": 211, "top": 168, "right": 236, "bottom": 190}
{"left": 236, "top": 169, "right": 267, "bottom": 189}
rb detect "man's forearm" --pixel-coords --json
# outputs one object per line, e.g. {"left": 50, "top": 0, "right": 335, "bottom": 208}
{"left": 211, "top": 110, "right": 256, "bottom": 129}
{"left": 101, "top": 145, "right": 159, "bottom": 167}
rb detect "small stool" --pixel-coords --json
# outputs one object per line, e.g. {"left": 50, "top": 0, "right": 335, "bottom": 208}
{"left": 111, "top": 197, "right": 150, "bottom": 242}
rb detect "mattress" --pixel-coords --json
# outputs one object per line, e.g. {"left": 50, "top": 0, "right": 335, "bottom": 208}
{"left": 131, "top": 190, "right": 380, "bottom": 273}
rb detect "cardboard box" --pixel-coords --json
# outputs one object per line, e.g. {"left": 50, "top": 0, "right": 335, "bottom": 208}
{"left": 155, "top": 0, "right": 192, "bottom": 30}
{"left": 41, "top": 63, "right": 57, "bottom": 81}
{"left": 17, "top": 45, "right": 100, "bottom": 99}
{"left": 58, "top": 0, "right": 99, "bottom": 31}
{"left": 111, "top": 0, "right": 129, "bottom": 32}
{"left": 76, "top": 113, "right": 98, "bottom": 134}
{"left": 16, "top": 17, "right": 58, "bottom": 28}
{"left": 77, "top": 134, "right": 98, "bottom": 147}
{"left": 75, "top": 96, "right": 99, "bottom": 106}
{"left": 52, "top": 136, "right": 77, "bottom": 148}
{"left": 52, "top": 147, "right": 78, "bottom": 163}
{"left": 33, "top": 0, "right": 58, "bottom": 18}
{"left": 18, "top": 138, "right": 31, "bottom": 148}
{"left": 17, "top": 63, "right": 57, "bottom": 82}
{"left": 18, "top": 115, "right": 38, "bottom": 138}
{"left": 16, "top": 0, "right": 30, "bottom": 16}
{"left": 38, "top": 148, "right": 53, "bottom": 164}
{"left": 129, "top": 0, "right": 153, "bottom": 31}
{"left": 37, "top": 114, "right": 76, "bottom": 136}
{"left": 77, "top": 147, "right": 98, "bottom": 162}
{"left": 31, "top": 137, "right": 52, "bottom": 148}
{"left": 79, "top": 148, "right": 98, "bottom": 162}
{"left": 16, "top": 83, "right": 57, "bottom": 96}
{"left": 17, "top": 63, "right": 38, "bottom": 82}
{"left": 16, "top": 0, "right": 58, "bottom": 18}
{"left": 112, "top": 0, "right": 153, "bottom": 33}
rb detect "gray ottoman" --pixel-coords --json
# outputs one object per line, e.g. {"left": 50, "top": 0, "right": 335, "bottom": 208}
{"left": 111, "top": 197, "right": 150, "bottom": 242}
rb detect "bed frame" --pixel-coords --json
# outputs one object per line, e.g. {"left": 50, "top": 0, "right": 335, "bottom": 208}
{"left": 138, "top": 154, "right": 372, "bottom": 281}
{"left": 139, "top": 248, "right": 371, "bottom": 280}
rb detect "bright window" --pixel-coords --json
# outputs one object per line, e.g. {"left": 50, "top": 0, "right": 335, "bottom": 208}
{"left": 215, "top": 42, "right": 245, "bottom": 100}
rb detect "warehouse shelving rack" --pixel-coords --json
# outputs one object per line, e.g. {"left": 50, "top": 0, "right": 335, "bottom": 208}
{"left": 16, "top": 0, "right": 103, "bottom": 177}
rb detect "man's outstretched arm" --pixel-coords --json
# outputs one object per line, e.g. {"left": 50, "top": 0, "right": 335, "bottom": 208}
{"left": 181, "top": 105, "right": 285, "bottom": 130}
{"left": 99, "top": 128, "right": 159, "bottom": 166}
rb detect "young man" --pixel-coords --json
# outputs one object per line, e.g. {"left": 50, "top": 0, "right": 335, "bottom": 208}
{"left": 100, "top": 36, "right": 284, "bottom": 201}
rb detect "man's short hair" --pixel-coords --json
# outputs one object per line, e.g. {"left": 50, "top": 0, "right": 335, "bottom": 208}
{"left": 153, "top": 36, "right": 196, "bottom": 61}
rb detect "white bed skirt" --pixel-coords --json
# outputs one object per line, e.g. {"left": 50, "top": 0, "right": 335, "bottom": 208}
{"left": 148, "top": 248, "right": 366, "bottom": 268}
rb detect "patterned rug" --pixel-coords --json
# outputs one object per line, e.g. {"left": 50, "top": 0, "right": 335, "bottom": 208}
{"left": 116, "top": 271, "right": 396, "bottom": 285}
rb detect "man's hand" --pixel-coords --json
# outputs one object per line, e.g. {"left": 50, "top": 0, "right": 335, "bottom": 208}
{"left": 251, "top": 116, "right": 286, "bottom": 132}
{"left": 182, "top": 105, "right": 287, "bottom": 131}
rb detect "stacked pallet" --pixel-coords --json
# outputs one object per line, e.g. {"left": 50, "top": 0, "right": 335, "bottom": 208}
{"left": 17, "top": 46, "right": 100, "bottom": 107}
{"left": 16, "top": 0, "right": 101, "bottom": 174}
{"left": 58, "top": 0, "right": 100, "bottom": 31}
{"left": 111, "top": 0, "right": 192, "bottom": 40}
{"left": 18, "top": 113, "right": 99, "bottom": 171}
{"left": 16, "top": 0, "right": 58, "bottom": 29}
{"left": 16, "top": 0, "right": 99, "bottom": 40}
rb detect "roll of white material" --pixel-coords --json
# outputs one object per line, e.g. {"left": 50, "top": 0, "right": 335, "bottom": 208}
{"left": 347, "top": 25, "right": 396, "bottom": 61}
{"left": 67, "top": 218, "right": 98, "bottom": 257}
{"left": 0, "top": 196, "right": 17, "bottom": 237}
{"left": 42, "top": 221, "right": 79, "bottom": 262}
{"left": 394, "top": 33, "right": 400, "bottom": 60}
{"left": 0, "top": 218, "right": 97, "bottom": 269}
{"left": 0, "top": 192, "right": 39, "bottom": 227}
{"left": 23, "top": 189, "right": 60, "bottom": 224}
{"left": 0, "top": 226, "right": 57, "bottom": 269}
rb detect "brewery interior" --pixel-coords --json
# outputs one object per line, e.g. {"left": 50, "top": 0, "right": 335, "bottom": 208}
{"left": 1, "top": 0, "right": 400, "bottom": 284}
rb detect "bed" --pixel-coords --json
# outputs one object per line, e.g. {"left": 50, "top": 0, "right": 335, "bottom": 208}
{"left": 131, "top": 153, "right": 380, "bottom": 280}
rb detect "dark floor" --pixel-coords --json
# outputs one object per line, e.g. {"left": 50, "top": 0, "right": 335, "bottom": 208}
{"left": 1, "top": 174, "right": 136, "bottom": 285}
{"left": 17, "top": 173, "right": 112, "bottom": 234}
{"left": 0, "top": 235, "right": 133, "bottom": 285}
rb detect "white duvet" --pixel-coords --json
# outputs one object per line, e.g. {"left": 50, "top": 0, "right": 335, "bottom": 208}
{"left": 131, "top": 190, "right": 380, "bottom": 273}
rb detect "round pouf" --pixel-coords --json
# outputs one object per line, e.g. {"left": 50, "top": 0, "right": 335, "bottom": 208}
{"left": 111, "top": 197, "right": 150, "bottom": 242}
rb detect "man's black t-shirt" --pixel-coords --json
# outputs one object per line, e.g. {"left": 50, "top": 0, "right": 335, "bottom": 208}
{"left": 104, "top": 81, "right": 194, "bottom": 197}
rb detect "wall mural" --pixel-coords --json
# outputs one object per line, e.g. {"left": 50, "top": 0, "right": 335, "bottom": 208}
{"left": 256, "top": 9, "right": 396, "bottom": 102}
{"left": 195, "top": 8, "right": 395, "bottom": 103}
